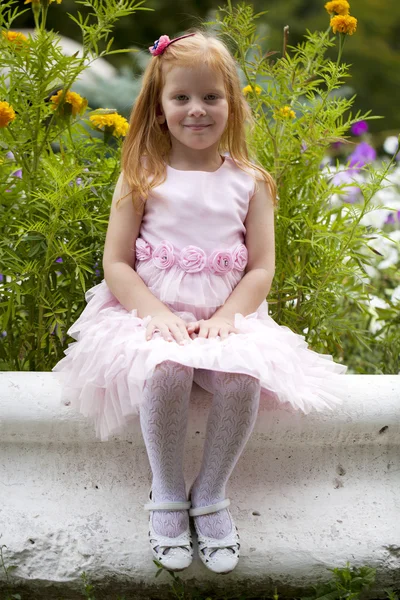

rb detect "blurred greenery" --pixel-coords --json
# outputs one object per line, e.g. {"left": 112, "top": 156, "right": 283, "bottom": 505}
{"left": 13, "top": 0, "right": 400, "bottom": 133}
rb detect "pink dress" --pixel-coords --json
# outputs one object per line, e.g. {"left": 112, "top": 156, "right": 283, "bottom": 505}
{"left": 52, "top": 155, "right": 347, "bottom": 441}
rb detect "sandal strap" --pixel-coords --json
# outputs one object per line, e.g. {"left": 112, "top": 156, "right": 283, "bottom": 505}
{"left": 189, "top": 498, "right": 230, "bottom": 517}
{"left": 144, "top": 500, "right": 191, "bottom": 511}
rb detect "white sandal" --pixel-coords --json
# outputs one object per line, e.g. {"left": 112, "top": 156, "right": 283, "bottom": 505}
{"left": 144, "top": 490, "right": 193, "bottom": 572}
{"left": 189, "top": 498, "right": 240, "bottom": 574}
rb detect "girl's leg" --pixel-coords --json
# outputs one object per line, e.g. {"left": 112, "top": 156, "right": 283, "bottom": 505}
{"left": 139, "top": 360, "right": 194, "bottom": 537}
{"left": 191, "top": 370, "right": 261, "bottom": 538}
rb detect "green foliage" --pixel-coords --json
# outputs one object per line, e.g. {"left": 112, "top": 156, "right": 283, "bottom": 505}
{"left": 208, "top": 1, "right": 400, "bottom": 369}
{"left": 0, "top": 0, "right": 150, "bottom": 371}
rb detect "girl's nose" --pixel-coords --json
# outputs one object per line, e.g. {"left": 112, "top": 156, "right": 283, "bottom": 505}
{"left": 188, "top": 103, "right": 206, "bottom": 117}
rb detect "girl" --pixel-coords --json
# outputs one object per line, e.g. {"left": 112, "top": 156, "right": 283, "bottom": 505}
{"left": 52, "top": 30, "right": 347, "bottom": 574}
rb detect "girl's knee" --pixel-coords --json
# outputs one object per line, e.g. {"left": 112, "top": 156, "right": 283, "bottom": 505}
{"left": 214, "top": 371, "right": 261, "bottom": 397}
{"left": 149, "top": 360, "right": 194, "bottom": 384}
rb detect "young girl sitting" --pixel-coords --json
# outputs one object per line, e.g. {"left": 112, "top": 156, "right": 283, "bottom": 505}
{"left": 53, "top": 30, "right": 347, "bottom": 575}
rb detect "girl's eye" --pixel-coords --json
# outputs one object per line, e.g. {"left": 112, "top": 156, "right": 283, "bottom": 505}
{"left": 174, "top": 94, "right": 219, "bottom": 101}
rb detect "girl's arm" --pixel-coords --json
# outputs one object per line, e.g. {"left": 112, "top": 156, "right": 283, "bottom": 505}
{"left": 102, "top": 173, "right": 173, "bottom": 319}
{"left": 213, "top": 180, "right": 275, "bottom": 320}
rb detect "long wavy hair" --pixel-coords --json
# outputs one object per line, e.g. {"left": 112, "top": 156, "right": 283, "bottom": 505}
{"left": 120, "top": 29, "right": 276, "bottom": 213}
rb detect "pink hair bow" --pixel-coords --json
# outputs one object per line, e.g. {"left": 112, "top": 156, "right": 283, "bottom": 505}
{"left": 149, "top": 33, "right": 196, "bottom": 56}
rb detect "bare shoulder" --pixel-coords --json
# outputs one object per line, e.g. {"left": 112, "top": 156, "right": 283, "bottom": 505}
{"left": 102, "top": 172, "right": 144, "bottom": 271}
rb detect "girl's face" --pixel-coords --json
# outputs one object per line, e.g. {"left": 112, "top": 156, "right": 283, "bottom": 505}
{"left": 158, "top": 64, "right": 229, "bottom": 154}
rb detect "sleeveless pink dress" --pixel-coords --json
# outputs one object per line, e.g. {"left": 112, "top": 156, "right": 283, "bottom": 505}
{"left": 52, "top": 155, "right": 347, "bottom": 441}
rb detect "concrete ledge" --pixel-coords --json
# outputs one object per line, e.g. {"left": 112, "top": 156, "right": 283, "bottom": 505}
{"left": 0, "top": 373, "right": 399, "bottom": 599}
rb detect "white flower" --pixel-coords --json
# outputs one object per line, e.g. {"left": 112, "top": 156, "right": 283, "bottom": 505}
{"left": 361, "top": 207, "right": 393, "bottom": 229}
{"left": 383, "top": 135, "right": 399, "bottom": 155}
{"left": 390, "top": 285, "right": 400, "bottom": 304}
{"left": 368, "top": 295, "right": 389, "bottom": 336}
{"left": 368, "top": 234, "right": 399, "bottom": 270}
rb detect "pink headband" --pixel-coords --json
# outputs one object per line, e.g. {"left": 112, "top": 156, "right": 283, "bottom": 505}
{"left": 149, "top": 33, "right": 196, "bottom": 56}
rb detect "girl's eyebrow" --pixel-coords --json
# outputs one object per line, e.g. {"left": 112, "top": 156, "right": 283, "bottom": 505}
{"left": 168, "top": 88, "right": 224, "bottom": 94}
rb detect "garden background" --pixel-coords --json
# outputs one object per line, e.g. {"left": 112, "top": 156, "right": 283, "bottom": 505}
{"left": 1, "top": 0, "right": 400, "bottom": 374}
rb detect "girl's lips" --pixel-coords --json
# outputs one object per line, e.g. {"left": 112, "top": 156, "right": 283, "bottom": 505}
{"left": 184, "top": 125, "right": 211, "bottom": 129}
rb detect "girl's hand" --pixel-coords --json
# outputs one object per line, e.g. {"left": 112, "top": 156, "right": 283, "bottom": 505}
{"left": 186, "top": 317, "right": 239, "bottom": 340}
{"left": 146, "top": 313, "right": 192, "bottom": 345}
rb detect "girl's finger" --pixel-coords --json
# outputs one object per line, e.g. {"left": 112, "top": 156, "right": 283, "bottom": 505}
{"left": 178, "top": 324, "right": 191, "bottom": 342}
{"left": 208, "top": 327, "right": 220, "bottom": 339}
{"left": 198, "top": 323, "right": 209, "bottom": 338}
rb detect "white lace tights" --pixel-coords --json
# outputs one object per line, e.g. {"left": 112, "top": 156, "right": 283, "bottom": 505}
{"left": 139, "top": 361, "right": 261, "bottom": 540}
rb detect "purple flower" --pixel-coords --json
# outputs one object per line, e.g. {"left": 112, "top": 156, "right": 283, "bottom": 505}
{"left": 351, "top": 121, "right": 368, "bottom": 136}
{"left": 385, "top": 211, "right": 400, "bottom": 225}
{"left": 56, "top": 257, "right": 63, "bottom": 263}
{"left": 12, "top": 169, "right": 22, "bottom": 178}
{"left": 331, "top": 168, "right": 361, "bottom": 203}
{"left": 332, "top": 141, "right": 343, "bottom": 150}
{"left": 69, "top": 176, "right": 84, "bottom": 187}
{"left": 0, "top": 273, "right": 3, "bottom": 282}
{"left": 301, "top": 141, "right": 308, "bottom": 153}
{"left": 1, "top": 331, "right": 7, "bottom": 338}
{"left": 95, "top": 269, "right": 100, "bottom": 277}
{"left": 348, "top": 142, "right": 376, "bottom": 170}
{"left": 6, "top": 151, "right": 14, "bottom": 160}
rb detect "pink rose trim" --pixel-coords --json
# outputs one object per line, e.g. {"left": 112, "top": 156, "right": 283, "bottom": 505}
{"left": 152, "top": 240, "right": 176, "bottom": 269}
{"left": 149, "top": 35, "right": 171, "bottom": 56}
{"left": 232, "top": 243, "right": 248, "bottom": 271}
{"left": 208, "top": 250, "right": 234, "bottom": 274}
{"left": 178, "top": 245, "right": 207, "bottom": 273}
{"left": 135, "top": 238, "right": 152, "bottom": 260}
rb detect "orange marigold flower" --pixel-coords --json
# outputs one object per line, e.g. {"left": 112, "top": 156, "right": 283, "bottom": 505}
{"left": 274, "top": 105, "right": 296, "bottom": 119}
{"left": 0, "top": 101, "right": 16, "bottom": 128}
{"left": 89, "top": 111, "right": 129, "bottom": 138}
{"left": 330, "top": 14, "right": 358, "bottom": 35}
{"left": 324, "top": 0, "right": 350, "bottom": 15}
{"left": 50, "top": 89, "right": 88, "bottom": 117}
{"left": 2, "top": 30, "right": 29, "bottom": 45}
{"left": 25, "top": 0, "right": 62, "bottom": 3}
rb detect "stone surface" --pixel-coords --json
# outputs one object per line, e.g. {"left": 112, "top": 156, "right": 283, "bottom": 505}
{"left": 0, "top": 373, "right": 399, "bottom": 599}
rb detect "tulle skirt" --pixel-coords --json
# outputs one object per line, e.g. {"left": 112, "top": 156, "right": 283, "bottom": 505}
{"left": 52, "top": 279, "right": 347, "bottom": 441}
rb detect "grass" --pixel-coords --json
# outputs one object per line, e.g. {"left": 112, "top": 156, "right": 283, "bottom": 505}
{"left": 1, "top": 544, "right": 399, "bottom": 600}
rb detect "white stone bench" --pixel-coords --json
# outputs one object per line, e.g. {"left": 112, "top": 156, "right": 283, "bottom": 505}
{"left": 0, "top": 372, "right": 399, "bottom": 599}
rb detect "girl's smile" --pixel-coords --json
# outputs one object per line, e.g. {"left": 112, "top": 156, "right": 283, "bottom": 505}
{"left": 158, "top": 65, "right": 229, "bottom": 163}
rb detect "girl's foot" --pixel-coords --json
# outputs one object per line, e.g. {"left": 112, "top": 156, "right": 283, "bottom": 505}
{"left": 144, "top": 492, "right": 193, "bottom": 571}
{"left": 189, "top": 498, "right": 240, "bottom": 574}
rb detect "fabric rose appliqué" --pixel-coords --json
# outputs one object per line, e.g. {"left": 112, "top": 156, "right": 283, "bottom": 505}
{"left": 152, "top": 240, "right": 176, "bottom": 269}
{"left": 178, "top": 245, "right": 207, "bottom": 273}
{"left": 232, "top": 243, "right": 248, "bottom": 271}
{"left": 208, "top": 250, "right": 234, "bottom": 274}
{"left": 135, "top": 238, "right": 152, "bottom": 261}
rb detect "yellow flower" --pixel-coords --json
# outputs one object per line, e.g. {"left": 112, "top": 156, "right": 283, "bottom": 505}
{"left": 50, "top": 89, "right": 88, "bottom": 117}
{"left": 0, "top": 102, "right": 16, "bottom": 128}
{"left": 274, "top": 105, "right": 296, "bottom": 119}
{"left": 324, "top": 0, "right": 350, "bottom": 15}
{"left": 242, "top": 84, "right": 262, "bottom": 96}
{"left": 2, "top": 30, "right": 29, "bottom": 45}
{"left": 24, "top": 0, "right": 62, "bottom": 3}
{"left": 89, "top": 111, "right": 129, "bottom": 138}
{"left": 330, "top": 14, "right": 357, "bottom": 35}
